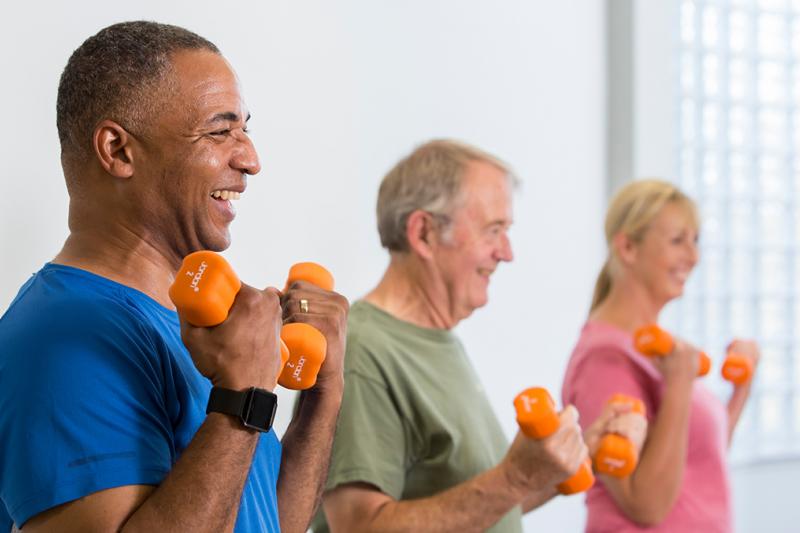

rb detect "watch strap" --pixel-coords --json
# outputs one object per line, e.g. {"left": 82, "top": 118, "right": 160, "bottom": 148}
{"left": 206, "top": 386, "right": 249, "bottom": 417}
{"left": 206, "top": 386, "right": 277, "bottom": 433}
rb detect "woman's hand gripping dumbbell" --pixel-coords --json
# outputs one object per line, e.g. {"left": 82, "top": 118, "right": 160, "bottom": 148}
{"left": 170, "top": 251, "right": 339, "bottom": 390}
{"left": 588, "top": 394, "right": 648, "bottom": 478}
{"left": 634, "top": 324, "right": 711, "bottom": 378}
{"left": 721, "top": 339, "right": 759, "bottom": 386}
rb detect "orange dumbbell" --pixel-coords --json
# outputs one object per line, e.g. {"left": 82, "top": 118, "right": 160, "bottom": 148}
{"left": 169, "top": 251, "right": 243, "bottom": 327}
{"left": 170, "top": 251, "right": 333, "bottom": 390}
{"left": 170, "top": 250, "right": 292, "bottom": 375}
{"left": 633, "top": 324, "right": 711, "bottom": 377}
{"left": 721, "top": 349, "right": 754, "bottom": 386}
{"left": 277, "top": 262, "right": 334, "bottom": 389}
{"left": 284, "top": 262, "right": 335, "bottom": 292}
{"left": 514, "top": 387, "right": 595, "bottom": 495}
{"left": 593, "top": 394, "right": 646, "bottom": 478}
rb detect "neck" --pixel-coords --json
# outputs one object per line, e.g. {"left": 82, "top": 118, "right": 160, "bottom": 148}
{"left": 364, "top": 253, "right": 458, "bottom": 330}
{"left": 590, "top": 275, "right": 664, "bottom": 334}
{"left": 53, "top": 217, "right": 181, "bottom": 309}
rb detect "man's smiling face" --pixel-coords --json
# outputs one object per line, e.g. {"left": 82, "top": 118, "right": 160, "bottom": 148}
{"left": 131, "top": 49, "right": 261, "bottom": 256}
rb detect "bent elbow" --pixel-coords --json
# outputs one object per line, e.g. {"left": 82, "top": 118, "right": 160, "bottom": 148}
{"left": 622, "top": 501, "right": 671, "bottom": 528}
{"left": 630, "top": 513, "right": 668, "bottom": 528}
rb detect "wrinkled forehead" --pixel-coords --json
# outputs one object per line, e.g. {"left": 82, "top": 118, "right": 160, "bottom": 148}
{"left": 166, "top": 49, "right": 247, "bottom": 120}
{"left": 452, "top": 161, "right": 514, "bottom": 220}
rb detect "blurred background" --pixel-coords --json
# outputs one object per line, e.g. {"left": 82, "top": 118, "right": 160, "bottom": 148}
{"left": 0, "top": 1, "right": 796, "bottom": 530}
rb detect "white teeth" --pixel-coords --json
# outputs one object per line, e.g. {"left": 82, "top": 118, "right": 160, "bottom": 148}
{"left": 211, "top": 190, "right": 242, "bottom": 200}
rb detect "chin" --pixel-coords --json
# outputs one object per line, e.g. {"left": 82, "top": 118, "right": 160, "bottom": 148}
{"left": 663, "top": 285, "right": 684, "bottom": 302}
{"left": 200, "top": 230, "right": 232, "bottom": 252}
{"left": 471, "top": 294, "right": 490, "bottom": 311}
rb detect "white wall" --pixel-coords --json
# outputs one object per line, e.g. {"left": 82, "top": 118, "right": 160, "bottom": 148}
{"left": 731, "top": 458, "right": 800, "bottom": 532}
{"left": 0, "top": 1, "right": 606, "bottom": 531}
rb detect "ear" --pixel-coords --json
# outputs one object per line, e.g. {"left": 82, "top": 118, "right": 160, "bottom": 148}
{"left": 92, "top": 120, "right": 135, "bottom": 178}
{"left": 406, "top": 210, "right": 438, "bottom": 260}
{"left": 612, "top": 231, "right": 638, "bottom": 266}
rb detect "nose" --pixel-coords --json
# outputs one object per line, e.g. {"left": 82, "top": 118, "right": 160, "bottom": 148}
{"left": 686, "top": 239, "right": 699, "bottom": 266}
{"left": 232, "top": 131, "right": 261, "bottom": 175}
{"left": 496, "top": 232, "right": 514, "bottom": 262}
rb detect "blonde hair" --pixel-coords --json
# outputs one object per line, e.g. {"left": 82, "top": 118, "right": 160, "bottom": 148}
{"left": 590, "top": 179, "right": 699, "bottom": 312}
{"left": 376, "top": 139, "right": 518, "bottom": 252}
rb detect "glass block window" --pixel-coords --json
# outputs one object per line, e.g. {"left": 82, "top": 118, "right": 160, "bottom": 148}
{"left": 670, "top": 0, "right": 800, "bottom": 461}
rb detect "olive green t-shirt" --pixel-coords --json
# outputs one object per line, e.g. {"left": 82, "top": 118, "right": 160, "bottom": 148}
{"left": 312, "top": 300, "right": 523, "bottom": 532}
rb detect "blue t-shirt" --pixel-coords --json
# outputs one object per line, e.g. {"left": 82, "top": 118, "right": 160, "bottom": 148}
{"left": 0, "top": 264, "right": 282, "bottom": 532}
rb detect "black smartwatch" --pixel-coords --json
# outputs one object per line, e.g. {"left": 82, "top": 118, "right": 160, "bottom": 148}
{"left": 206, "top": 386, "right": 277, "bottom": 432}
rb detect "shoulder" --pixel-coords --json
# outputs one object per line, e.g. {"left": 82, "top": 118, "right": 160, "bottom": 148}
{"left": 342, "top": 301, "right": 398, "bottom": 377}
{"left": 0, "top": 267, "right": 166, "bottom": 377}
{"left": 562, "top": 322, "right": 662, "bottom": 415}
{"left": 568, "top": 322, "right": 646, "bottom": 371}
{"left": 5, "top": 290, "right": 154, "bottom": 343}
{"left": 2, "top": 265, "right": 155, "bottom": 325}
{"left": 564, "top": 322, "right": 658, "bottom": 390}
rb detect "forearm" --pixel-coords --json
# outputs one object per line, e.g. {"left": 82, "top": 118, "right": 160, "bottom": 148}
{"left": 608, "top": 380, "right": 693, "bottom": 525}
{"left": 521, "top": 485, "right": 558, "bottom": 513}
{"left": 278, "top": 382, "right": 343, "bottom": 533}
{"left": 726, "top": 382, "right": 751, "bottom": 444}
{"left": 123, "top": 413, "right": 259, "bottom": 532}
{"left": 333, "top": 466, "right": 524, "bottom": 533}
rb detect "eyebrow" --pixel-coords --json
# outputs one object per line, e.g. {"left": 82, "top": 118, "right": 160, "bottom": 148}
{"left": 205, "top": 112, "right": 251, "bottom": 126}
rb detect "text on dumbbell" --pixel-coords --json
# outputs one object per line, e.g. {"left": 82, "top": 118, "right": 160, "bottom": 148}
{"left": 187, "top": 261, "right": 208, "bottom": 293}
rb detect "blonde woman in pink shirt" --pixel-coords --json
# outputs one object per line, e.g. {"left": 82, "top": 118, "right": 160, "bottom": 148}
{"left": 562, "top": 179, "right": 759, "bottom": 532}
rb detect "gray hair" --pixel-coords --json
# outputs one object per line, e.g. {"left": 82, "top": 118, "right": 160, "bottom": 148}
{"left": 377, "top": 139, "right": 517, "bottom": 252}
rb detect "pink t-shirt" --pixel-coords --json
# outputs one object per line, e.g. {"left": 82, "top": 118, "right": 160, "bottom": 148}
{"left": 561, "top": 321, "right": 732, "bottom": 533}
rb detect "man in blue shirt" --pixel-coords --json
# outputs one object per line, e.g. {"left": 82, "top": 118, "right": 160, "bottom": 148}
{"left": 0, "top": 21, "right": 347, "bottom": 532}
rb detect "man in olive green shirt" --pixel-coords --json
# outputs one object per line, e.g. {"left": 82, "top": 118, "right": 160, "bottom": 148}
{"left": 315, "top": 140, "right": 637, "bottom": 532}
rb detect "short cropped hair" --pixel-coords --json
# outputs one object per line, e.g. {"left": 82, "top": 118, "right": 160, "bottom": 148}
{"left": 56, "top": 21, "right": 219, "bottom": 162}
{"left": 376, "top": 139, "right": 517, "bottom": 252}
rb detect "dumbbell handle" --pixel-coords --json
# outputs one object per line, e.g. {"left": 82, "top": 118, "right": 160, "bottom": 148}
{"left": 633, "top": 324, "right": 711, "bottom": 377}
{"left": 513, "top": 388, "right": 595, "bottom": 495}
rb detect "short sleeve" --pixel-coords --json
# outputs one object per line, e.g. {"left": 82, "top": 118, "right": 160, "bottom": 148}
{"left": 564, "top": 350, "right": 657, "bottom": 431}
{"left": 0, "top": 301, "right": 174, "bottom": 527}
{"left": 325, "top": 367, "right": 410, "bottom": 500}
{"left": 0, "top": 505, "right": 11, "bottom": 532}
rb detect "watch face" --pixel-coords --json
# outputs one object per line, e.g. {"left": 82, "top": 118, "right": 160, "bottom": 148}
{"left": 243, "top": 389, "right": 277, "bottom": 431}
